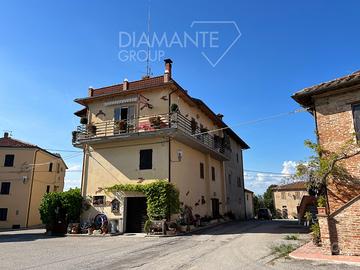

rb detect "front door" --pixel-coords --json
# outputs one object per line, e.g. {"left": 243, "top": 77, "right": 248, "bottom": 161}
{"left": 211, "top": 198, "right": 220, "bottom": 218}
{"left": 125, "top": 197, "right": 147, "bottom": 233}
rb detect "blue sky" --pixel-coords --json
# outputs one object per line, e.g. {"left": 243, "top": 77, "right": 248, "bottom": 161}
{"left": 1, "top": 1, "right": 360, "bottom": 195}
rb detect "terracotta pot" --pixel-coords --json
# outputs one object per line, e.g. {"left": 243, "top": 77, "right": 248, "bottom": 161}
{"left": 317, "top": 207, "right": 326, "bottom": 215}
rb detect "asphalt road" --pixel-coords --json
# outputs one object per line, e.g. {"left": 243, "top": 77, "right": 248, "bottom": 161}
{"left": 0, "top": 220, "right": 357, "bottom": 270}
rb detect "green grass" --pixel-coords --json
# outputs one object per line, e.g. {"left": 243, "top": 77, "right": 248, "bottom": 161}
{"left": 284, "top": 234, "right": 299, "bottom": 240}
{"left": 271, "top": 244, "right": 296, "bottom": 258}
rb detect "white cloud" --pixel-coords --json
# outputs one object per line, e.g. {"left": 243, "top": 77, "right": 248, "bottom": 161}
{"left": 64, "top": 178, "right": 81, "bottom": 191}
{"left": 281, "top": 160, "right": 297, "bottom": 175}
{"left": 67, "top": 163, "right": 82, "bottom": 171}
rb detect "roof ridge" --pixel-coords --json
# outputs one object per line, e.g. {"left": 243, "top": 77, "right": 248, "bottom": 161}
{"left": 93, "top": 75, "right": 164, "bottom": 91}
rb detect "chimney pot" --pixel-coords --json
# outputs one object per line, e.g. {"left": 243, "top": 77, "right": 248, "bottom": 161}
{"left": 123, "top": 79, "right": 129, "bottom": 90}
{"left": 217, "top": 113, "right": 224, "bottom": 120}
{"left": 164, "top": 58, "right": 173, "bottom": 82}
{"left": 4, "top": 132, "right": 9, "bottom": 138}
{"left": 88, "top": 86, "right": 94, "bottom": 97}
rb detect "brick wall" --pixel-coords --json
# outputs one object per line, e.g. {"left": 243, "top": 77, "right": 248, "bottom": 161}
{"left": 318, "top": 196, "right": 360, "bottom": 256}
{"left": 315, "top": 87, "right": 360, "bottom": 212}
{"left": 314, "top": 86, "right": 360, "bottom": 256}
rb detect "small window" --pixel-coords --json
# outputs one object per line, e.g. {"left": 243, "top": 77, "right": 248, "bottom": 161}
{"left": 228, "top": 174, "right": 231, "bottom": 184}
{"left": 0, "top": 208, "right": 8, "bottom": 221}
{"left": 49, "top": 162, "right": 53, "bottom": 172}
{"left": 246, "top": 194, "right": 249, "bottom": 200}
{"left": 237, "top": 177, "right": 241, "bottom": 187}
{"left": 46, "top": 185, "right": 50, "bottom": 193}
{"left": 200, "top": 163, "right": 204, "bottom": 179}
{"left": 140, "top": 149, "right": 152, "bottom": 170}
{"left": 93, "top": 195, "right": 105, "bottom": 206}
{"left": 4, "top": 154, "right": 14, "bottom": 167}
{"left": 211, "top": 166, "right": 215, "bottom": 181}
{"left": 281, "top": 192, "right": 286, "bottom": 200}
{"left": 352, "top": 104, "right": 360, "bottom": 141}
{"left": 0, "top": 182, "right": 10, "bottom": 195}
{"left": 56, "top": 163, "right": 60, "bottom": 173}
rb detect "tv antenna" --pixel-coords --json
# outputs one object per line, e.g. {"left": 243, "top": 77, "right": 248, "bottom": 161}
{"left": 146, "top": 0, "right": 152, "bottom": 77}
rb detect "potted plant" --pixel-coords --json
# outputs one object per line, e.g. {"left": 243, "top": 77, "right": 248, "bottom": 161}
{"left": 170, "top": 103, "right": 179, "bottom": 113}
{"left": 149, "top": 116, "right": 162, "bottom": 129}
{"left": 72, "top": 131, "right": 79, "bottom": 144}
{"left": 190, "top": 118, "right": 197, "bottom": 134}
{"left": 80, "top": 117, "right": 88, "bottom": 125}
{"left": 311, "top": 223, "right": 321, "bottom": 246}
{"left": 87, "top": 124, "right": 97, "bottom": 135}
{"left": 317, "top": 195, "right": 327, "bottom": 215}
{"left": 304, "top": 211, "right": 312, "bottom": 227}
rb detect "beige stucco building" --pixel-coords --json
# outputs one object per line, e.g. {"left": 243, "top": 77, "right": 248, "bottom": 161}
{"left": 73, "top": 59, "right": 249, "bottom": 233}
{"left": 244, "top": 189, "right": 254, "bottom": 219}
{"left": 0, "top": 133, "right": 66, "bottom": 229}
{"left": 273, "top": 182, "right": 308, "bottom": 219}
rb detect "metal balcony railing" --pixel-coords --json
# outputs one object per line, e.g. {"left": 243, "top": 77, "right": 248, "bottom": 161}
{"left": 73, "top": 112, "right": 228, "bottom": 155}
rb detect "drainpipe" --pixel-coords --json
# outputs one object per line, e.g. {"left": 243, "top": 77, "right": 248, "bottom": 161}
{"left": 26, "top": 149, "right": 39, "bottom": 228}
{"left": 168, "top": 88, "right": 177, "bottom": 183}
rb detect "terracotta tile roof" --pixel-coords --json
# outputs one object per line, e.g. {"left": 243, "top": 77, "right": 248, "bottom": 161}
{"left": 0, "top": 136, "right": 37, "bottom": 148}
{"left": 292, "top": 70, "right": 360, "bottom": 107}
{"left": 273, "top": 181, "right": 307, "bottom": 191}
{"left": 92, "top": 76, "right": 165, "bottom": 97}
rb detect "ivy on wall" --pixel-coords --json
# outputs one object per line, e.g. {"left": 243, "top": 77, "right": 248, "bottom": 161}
{"left": 106, "top": 181, "right": 180, "bottom": 220}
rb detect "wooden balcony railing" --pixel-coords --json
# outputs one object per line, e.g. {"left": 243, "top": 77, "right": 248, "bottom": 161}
{"left": 73, "top": 112, "right": 228, "bottom": 155}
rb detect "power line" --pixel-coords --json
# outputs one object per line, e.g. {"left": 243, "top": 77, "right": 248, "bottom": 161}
{"left": 191, "top": 107, "right": 309, "bottom": 137}
{"left": 244, "top": 169, "right": 294, "bottom": 176}
{"left": 44, "top": 149, "right": 82, "bottom": 153}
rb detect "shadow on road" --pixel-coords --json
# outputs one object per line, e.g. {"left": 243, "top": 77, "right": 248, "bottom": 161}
{"left": 185, "top": 220, "right": 309, "bottom": 236}
{"left": 0, "top": 230, "right": 63, "bottom": 243}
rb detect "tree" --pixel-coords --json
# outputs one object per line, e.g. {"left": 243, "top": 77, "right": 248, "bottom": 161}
{"left": 263, "top": 185, "right": 277, "bottom": 215}
{"left": 295, "top": 138, "right": 360, "bottom": 197}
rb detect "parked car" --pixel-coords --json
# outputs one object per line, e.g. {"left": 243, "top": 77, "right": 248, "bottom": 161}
{"left": 257, "top": 208, "right": 272, "bottom": 220}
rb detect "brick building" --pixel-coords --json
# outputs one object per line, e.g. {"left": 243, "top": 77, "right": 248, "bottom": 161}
{"left": 293, "top": 70, "right": 360, "bottom": 255}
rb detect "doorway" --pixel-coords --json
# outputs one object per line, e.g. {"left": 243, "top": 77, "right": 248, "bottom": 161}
{"left": 125, "top": 197, "right": 147, "bottom": 233}
{"left": 211, "top": 198, "right": 220, "bottom": 218}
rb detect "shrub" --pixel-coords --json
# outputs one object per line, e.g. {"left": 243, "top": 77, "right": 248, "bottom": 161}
{"left": 317, "top": 195, "right": 326, "bottom": 207}
{"left": 311, "top": 223, "right": 321, "bottom": 245}
{"left": 284, "top": 234, "right": 299, "bottom": 240}
{"left": 39, "top": 188, "right": 83, "bottom": 230}
{"left": 271, "top": 244, "right": 296, "bottom": 258}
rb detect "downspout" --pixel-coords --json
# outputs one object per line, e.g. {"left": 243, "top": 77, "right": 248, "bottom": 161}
{"left": 241, "top": 151, "right": 247, "bottom": 220}
{"left": 26, "top": 149, "right": 39, "bottom": 228}
{"left": 168, "top": 88, "right": 177, "bottom": 183}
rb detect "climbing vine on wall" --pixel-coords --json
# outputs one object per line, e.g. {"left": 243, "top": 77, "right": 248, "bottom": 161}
{"left": 106, "top": 181, "right": 180, "bottom": 220}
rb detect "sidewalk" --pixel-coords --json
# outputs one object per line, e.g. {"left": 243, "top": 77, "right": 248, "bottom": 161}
{"left": 290, "top": 241, "right": 360, "bottom": 266}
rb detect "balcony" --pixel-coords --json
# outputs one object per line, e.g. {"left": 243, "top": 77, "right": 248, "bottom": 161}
{"left": 73, "top": 112, "right": 230, "bottom": 160}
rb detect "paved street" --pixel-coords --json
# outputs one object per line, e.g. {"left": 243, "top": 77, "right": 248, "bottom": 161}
{"left": 0, "top": 220, "right": 357, "bottom": 270}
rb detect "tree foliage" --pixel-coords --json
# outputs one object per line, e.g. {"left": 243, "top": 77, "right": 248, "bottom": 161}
{"left": 39, "top": 188, "right": 83, "bottom": 226}
{"left": 106, "top": 181, "right": 180, "bottom": 220}
{"left": 295, "top": 138, "right": 360, "bottom": 196}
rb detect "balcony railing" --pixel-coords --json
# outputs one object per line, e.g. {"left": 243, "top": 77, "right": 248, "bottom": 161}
{"left": 73, "top": 112, "right": 228, "bottom": 156}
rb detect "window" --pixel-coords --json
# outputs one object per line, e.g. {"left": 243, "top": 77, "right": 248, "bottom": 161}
{"left": 0, "top": 208, "right": 7, "bottom": 221}
{"left": 236, "top": 153, "right": 239, "bottom": 163}
{"left": 352, "top": 104, "right": 360, "bottom": 141}
{"left": 49, "top": 162, "right": 53, "bottom": 172}
{"left": 139, "top": 149, "right": 152, "bottom": 170}
{"left": 0, "top": 182, "right": 10, "bottom": 195}
{"left": 281, "top": 192, "right": 286, "bottom": 200}
{"left": 4, "top": 154, "right": 14, "bottom": 167}
{"left": 228, "top": 174, "right": 231, "bottom": 184}
{"left": 211, "top": 166, "right": 215, "bottom": 181}
{"left": 200, "top": 163, "right": 204, "bottom": 179}
{"left": 237, "top": 177, "right": 241, "bottom": 187}
{"left": 246, "top": 194, "right": 249, "bottom": 201}
{"left": 56, "top": 163, "right": 60, "bottom": 173}
{"left": 46, "top": 185, "right": 50, "bottom": 193}
{"left": 93, "top": 195, "right": 105, "bottom": 206}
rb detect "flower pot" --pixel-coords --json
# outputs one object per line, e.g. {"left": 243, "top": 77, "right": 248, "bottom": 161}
{"left": 317, "top": 207, "right": 326, "bottom": 216}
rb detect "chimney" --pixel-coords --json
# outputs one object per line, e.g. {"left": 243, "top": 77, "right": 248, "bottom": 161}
{"left": 217, "top": 113, "right": 224, "bottom": 120}
{"left": 164, "top": 58, "right": 173, "bottom": 82}
{"left": 123, "top": 78, "right": 129, "bottom": 90}
{"left": 4, "top": 132, "right": 9, "bottom": 138}
{"left": 88, "top": 87, "right": 94, "bottom": 97}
